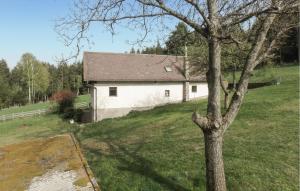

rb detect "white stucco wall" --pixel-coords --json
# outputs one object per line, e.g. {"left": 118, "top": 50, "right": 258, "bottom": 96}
{"left": 94, "top": 82, "right": 184, "bottom": 109}
{"left": 189, "top": 83, "right": 209, "bottom": 100}
{"left": 90, "top": 81, "right": 208, "bottom": 121}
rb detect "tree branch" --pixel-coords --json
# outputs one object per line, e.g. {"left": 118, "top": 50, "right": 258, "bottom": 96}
{"left": 137, "top": 0, "right": 208, "bottom": 37}
{"left": 256, "top": 25, "right": 298, "bottom": 64}
{"left": 222, "top": 11, "right": 278, "bottom": 130}
{"left": 224, "top": 0, "right": 259, "bottom": 18}
{"left": 220, "top": 75, "right": 229, "bottom": 95}
{"left": 184, "top": 0, "right": 211, "bottom": 26}
{"left": 192, "top": 112, "right": 210, "bottom": 130}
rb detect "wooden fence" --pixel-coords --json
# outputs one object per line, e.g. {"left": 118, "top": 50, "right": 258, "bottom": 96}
{"left": 0, "top": 102, "right": 89, "bottom": 122}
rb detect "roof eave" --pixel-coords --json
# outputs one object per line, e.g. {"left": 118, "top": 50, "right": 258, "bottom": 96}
{"left": 83, "top": 79, "right": 206, "bottom": 83}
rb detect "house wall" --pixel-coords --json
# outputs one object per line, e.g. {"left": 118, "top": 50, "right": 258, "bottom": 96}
{"left": 91, "top": 82, "right": 208, "bottom": 121}
{"left": 189, "top": 83, "right": 208, "bottom": 100}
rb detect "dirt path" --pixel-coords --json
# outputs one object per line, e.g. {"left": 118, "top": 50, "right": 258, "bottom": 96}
{"left": 27, "top": 170, "right": 93, "bottom": 191}
{"left": 0, "top": 134, "right": 99, "bottom": 191}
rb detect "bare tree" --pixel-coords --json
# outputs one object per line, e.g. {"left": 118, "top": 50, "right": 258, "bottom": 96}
{"left": 56, "top": 0, "right": 299, "bottom": 190}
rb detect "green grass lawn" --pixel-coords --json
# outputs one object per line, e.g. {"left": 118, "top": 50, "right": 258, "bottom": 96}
{"left": 0, "top": 94, "right": 91, "bottom": 146}
{"left": 0, "top": 94, "right": 90, "bottom": 116}
{"left": 0, "top": 114, "right": 73, "bottom": 146}
{"left": 225, "top": 65, "right": 295, "bottom": 83}
{"left": 72, "top": 65, "right": 299, "bottom": 191}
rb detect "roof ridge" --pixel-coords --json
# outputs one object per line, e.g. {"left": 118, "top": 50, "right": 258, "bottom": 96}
{"left": 83, "top": 51, "right": 184, "bottom": 58}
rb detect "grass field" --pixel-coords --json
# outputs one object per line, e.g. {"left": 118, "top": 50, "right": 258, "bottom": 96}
{"left": 0, "top": 114, "right": 72, "bottom": 146}
{"left": 0, "top": 94, "right": 90, "bottom": 146}
{"left": 0, "top": 65, "right": 298, "bottom": 190}
{"left": 224, "top": 64, "right": 292, "bottom": 83}
{"left": 0, "top": 94, "right": 90, "bottom": 116}
{"left": 73, "top": 65, "right": 299, "bottom": 191}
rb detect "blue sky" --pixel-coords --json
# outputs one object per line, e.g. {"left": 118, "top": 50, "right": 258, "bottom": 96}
{"left": 0, "top": 0, "right": 173, "bottom": 69}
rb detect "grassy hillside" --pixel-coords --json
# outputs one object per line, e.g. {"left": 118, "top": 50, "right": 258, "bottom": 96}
{"left": 0, "top": 114, "right": 71, "bottom": 146}
{"left": 0, "top": 94, "right": 90, "bottom": 116}
{"left": 74, "top": 65, "right": 299, "bottom": 191}
{"left": 0, "top": 94, "right": 89, "bottom": 146}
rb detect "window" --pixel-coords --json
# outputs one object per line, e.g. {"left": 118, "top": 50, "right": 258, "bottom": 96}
{"left": 109, "top": 87, "right": 117, "bottom": 96}
{"left": 164, "top": 66, "right": 172, "bottom": 72}
{"left": 165, "top": 90, "right": 170, "bottom": 97}
{"left": 192, "top": 85, "right": 197, "bottom": 93}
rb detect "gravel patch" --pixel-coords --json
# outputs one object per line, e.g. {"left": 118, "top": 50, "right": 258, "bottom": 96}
{"left": 26, "top": 170, "right": 94, "bottom": 191}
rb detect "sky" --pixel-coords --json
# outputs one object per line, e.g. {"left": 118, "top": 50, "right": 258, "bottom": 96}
{"left": 0, "top": 0, "right": 172, "bottom": 69}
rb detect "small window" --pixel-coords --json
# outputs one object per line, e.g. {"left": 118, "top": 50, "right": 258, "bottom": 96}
{"left": 192, "top": 85, "right": 197, "bottom": 93}
{"left": 109, "top": 87, "right": 117, "bottom": 96}
{"left": 165, "top": 90, "right": 170, "bottom": 97}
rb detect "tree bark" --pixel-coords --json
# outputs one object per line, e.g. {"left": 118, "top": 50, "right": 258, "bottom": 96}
{"left": 232, "top": 63, "right": 236, "bottom": 90}
{"left": 220, "top": 76, "right": 229, "bottom": 110}
{"left": 204, "top": 130, "right": 226, "bottom": 191}
{"left": 204, "top": 0, "right": 225, "bottom": 188}
{"left": 200, "top": 36, "right": 226, "bottom": 190}
{"left": 207, "top": 37, "right": 222, "bottom": 120}
{"left": 224, "top": 93, "right": 228, "bottom": 110}
{"left": 27, "top": 61, "right": 31, "bottom": 104}
{"left": 28, "top": 80, "right": 31, "bottom": 104}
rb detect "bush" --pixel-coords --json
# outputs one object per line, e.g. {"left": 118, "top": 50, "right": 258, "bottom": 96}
{"left": 50, "top": 90, "right": 75, "bottom": 118}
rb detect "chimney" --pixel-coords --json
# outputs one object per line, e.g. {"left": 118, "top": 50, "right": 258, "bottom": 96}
{"left": 183, "top": 43, "right": 190, "bottom": 102}
{"left": 184, "top": 44, "right": 190, "bottom": 79}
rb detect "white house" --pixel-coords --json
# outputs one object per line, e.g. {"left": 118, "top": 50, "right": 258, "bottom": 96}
{"left": 83, "top": 52, "right": 208, "bottom": 121}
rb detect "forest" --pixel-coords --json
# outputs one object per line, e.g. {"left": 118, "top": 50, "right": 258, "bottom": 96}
{"left": 133, "top": 22, "right": 298, "bottom": 68}
{"left": 0, "top": 56, "right": 85, "bottom": 109}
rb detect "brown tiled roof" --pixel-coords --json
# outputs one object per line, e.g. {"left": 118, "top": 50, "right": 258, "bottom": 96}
{"left": 83, "top": 52, "right": 206, "bottom": 82}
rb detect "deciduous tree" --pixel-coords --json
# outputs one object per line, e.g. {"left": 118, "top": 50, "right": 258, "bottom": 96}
{"left": 0, "top": 60, "right": 11, "bottom": 108}
{"left": 56, "top": 0, "right": 299, "bottom": 190}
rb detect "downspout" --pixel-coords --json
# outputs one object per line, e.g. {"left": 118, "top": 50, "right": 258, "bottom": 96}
{"left": 87, "top": 82, "right": 97, "bottom": 122}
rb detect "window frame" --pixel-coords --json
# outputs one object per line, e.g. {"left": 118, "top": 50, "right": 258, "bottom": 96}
{"left": 192, "top": 85, "right": 197, "bottom": 93}
{"left": 109, "top": 87, "right": 118, "bottom": 97}
{"left": 165, "top": 90, "right": 170, "bottom": 97}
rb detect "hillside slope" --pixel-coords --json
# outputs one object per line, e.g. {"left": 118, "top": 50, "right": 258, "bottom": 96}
{"left": 0, "top": 94, "right": 90, "bottom": 116}
{"left": 76, "top": 66, "right": 298, "bottom": 191}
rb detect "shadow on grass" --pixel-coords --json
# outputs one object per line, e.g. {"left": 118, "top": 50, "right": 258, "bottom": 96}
{"left": 85, "top": 140, "right": 190, "bottom": 191}
{"left": 125, "top": 101, "right": 205, "bottom": 119}
{"left": 71, "top": 100, "right": 208, "bottom": 190}
{"left": 72, "top": 120, "right": 191, "bottom": 191}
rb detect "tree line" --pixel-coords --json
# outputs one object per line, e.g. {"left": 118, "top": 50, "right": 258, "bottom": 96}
{"left": 0, "top": 54, "right": 86, "bottom": 109}
{"left": 130, "top": 21, "right": 298, "bottom": 72}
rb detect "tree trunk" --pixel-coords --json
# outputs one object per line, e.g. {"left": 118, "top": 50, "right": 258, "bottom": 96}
{"left": 205, "top": 1, "right": 225, "bottom": 187}
{"left": 207, "top": 37, "right": 222, "bottom": 119}
{"left": 204, "top": 130, "right": 226, "bottom": 191}
{"left": 28, "top": 82, "right": 31, "bottom": 104}
{"left": 224, "top": 93, "right": 228, "bottom": 110}
{"left": 232, "top": 63, "right": 236, "bottom": 90}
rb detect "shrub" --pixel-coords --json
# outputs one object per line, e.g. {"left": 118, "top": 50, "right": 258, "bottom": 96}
{"left": 50, "top": 90, "right": 75, "bottom": 118}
